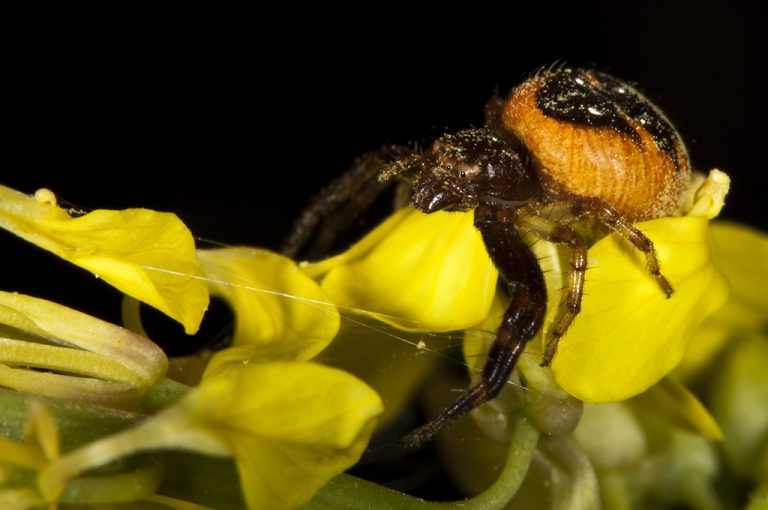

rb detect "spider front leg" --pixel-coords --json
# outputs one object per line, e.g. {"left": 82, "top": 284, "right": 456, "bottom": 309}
{"left": 548, "top": 197, "right": 675, "bottom": 298}
{"left": 577, "top": 197, "right": 675, "bottom": 298}
{"left": 401, "top": 204, "right": 547, "bottom": 449}
{"left": 283, "top": 146, "right": 416, "bottom": 260}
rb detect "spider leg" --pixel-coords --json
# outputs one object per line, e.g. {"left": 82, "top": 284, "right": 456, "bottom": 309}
{"left": 518, "top": 197, "right": 674, "bottom": 366}
{"left": 510, "top": 204, "right": 588, "bottom": 366}
{"left": 579, "top": 197, "right": 674, "bottom": 298}
{"left": 282, "top": 146, "right": 415, "bottom": 260}
{"left": 549, "top": 197, "right": 674, "bottom": 298}
{"left": 401, "top": 204, "right": 547, "bottom": 449}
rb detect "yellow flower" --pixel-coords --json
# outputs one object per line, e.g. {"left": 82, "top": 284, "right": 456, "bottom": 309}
{"left": 301, "top": 208, "right": 498, "bottom": 429}
{"left": 1, "top": 164, "right": 752, "bottom": 509}
{"left": 0, "top": 184, "right": 208, "bottom": 334}
{"left": 545, "top": 216, "right": 727, "bottom": 402}
{"left": 39, "top": 361, "right": 383, "bottom": 510}
{"left": 539, "top": 170, "right": 729, "bottom": 402}
{"left": 1, "top": 182, "right": 383, "bottom": 509}
{"left": 197, "top": 245, "right": 441, "bottom": 430}
{"left": 306, "top": 206, "right": 497, "bottom": 331}
{"left": 633, "top": 378, "right": 723, "bottom": 439}
{"left": 197, "top": 247, "right": 339, "bottom": 373}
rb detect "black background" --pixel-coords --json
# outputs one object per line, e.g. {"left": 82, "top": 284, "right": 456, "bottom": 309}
{"left": 2, "top": 2, "right": 764, "bottom": 323}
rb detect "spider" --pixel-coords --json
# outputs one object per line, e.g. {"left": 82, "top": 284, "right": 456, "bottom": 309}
{"left": 284, "top": 67, "right": 691, "bottom": 448}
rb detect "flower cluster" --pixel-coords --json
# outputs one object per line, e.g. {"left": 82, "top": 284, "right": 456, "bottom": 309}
{"left": 0, "top": 168, "right": 766, "bottom": 509}
{"left": 0, "top": 183, "right": 381, "bottom": 510}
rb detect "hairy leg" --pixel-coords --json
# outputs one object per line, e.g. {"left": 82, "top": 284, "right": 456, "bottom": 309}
{"left": 510, "top": 205, "right": 588, "bottom": 366}
{"left": 514, "top": 197, "right": 674, "bottom": 366}
{"left": 282, "top": 146, "right": 414, "bottom": 260}
{"left": 401, "top": 204, "right": 547, "bottom": 449}
{"left": 548, "top": 197, "right": 674, "bottom": 298}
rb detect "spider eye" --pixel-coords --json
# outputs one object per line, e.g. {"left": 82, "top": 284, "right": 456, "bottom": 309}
{"left": 446, "top": 164, "right": 453, "bottom": 171}
{"left": 460, "top": 171, "right": 467, "bottom": 178}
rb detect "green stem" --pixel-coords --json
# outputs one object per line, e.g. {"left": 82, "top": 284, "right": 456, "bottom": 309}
{"left": 0, "top": 387, "right": 142, "bottom": 449}
{"left": 159, "top": 452, "right": 246, "bottom": 510}
{"left": 536, "top": 435, "right": 599, "bottom": 510}
{"left": 143, "top": 377, "right": 192, "bottom": 413}
{"left": 59, "top": 454, "right": 165, "bottom": 505}
{"left": 300, "top": 417, "right": 539, "bottom": 510}
{"left": 598, "top": 471, "right": 631, "bottom": 510}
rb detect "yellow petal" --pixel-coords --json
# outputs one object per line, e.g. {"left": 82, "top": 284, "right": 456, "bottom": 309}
{"left": 709, "top": 221, "right": 768, "bottom": 321}
{"left": 0, "top": 435, "right": 46, "bottom": 469}
{"left": 197, "top": 248, "right": 339, "bottom": 367}
{"left": 0, "top": 401, "right": 60, "bottom": 470}
{"left": 308, "top": 207, "right": 497, "bottom": 331}
{"left": 314, "top": 315, "right": 440, "bottom": 429}
{"left": 550, "top": 217, "right": 728, "bottom": 402}
{"left": 205, "top": 363, "right": 381, "bottom": 510}
{"left": 634, "top": 377, "right": 723, "bottom": 439}
{"left": 673, "top": 325, "right": 733, "bottom": 381}
{"left": 0, "top": 184, "right": 207, "bottom": 334}
{"left": 0, "top": 401, "right": 62, "bottom": 508}
{"left": 675, "top": 222, "right": 768, "bottom": 380}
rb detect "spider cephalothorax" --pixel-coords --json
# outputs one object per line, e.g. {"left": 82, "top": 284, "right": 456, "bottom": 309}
{"left": 284, "top": 67, "right": 690, "bottom": 447}
{"left": 396, "top": 129, "right": 538, "bottom": 213}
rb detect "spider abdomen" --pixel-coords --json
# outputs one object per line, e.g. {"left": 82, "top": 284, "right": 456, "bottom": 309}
{"left": 502, "top": 68, "right": 691, "bottom": 220}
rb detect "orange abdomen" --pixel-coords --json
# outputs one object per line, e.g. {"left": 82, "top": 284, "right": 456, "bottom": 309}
{"left": 502, "top": 70, "right": 691, "bottom": 220}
